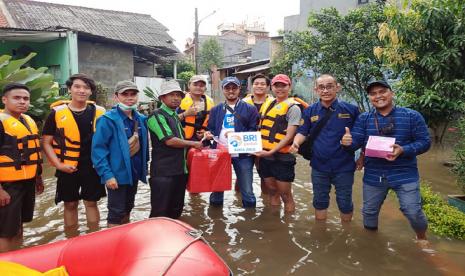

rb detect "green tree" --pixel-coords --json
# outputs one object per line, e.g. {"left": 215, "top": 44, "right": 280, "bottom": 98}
{"left": 157, "top": 59, "right": 194, "bottom": 78}
{"left": 273, "top": 3, "right": 387, "bottom": 111}
{"left": 199, "top": 37, "right": 223, "bottom": 75}
{"left": 0, "top": 52, "right": 62, "bottom": 123}
{"left": 376, "top": 0, "right": 465, "bottom": 143}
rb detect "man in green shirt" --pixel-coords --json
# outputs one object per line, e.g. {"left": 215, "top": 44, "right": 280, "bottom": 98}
{"left": 147, "top": 80, "right": 202, "bottom": 219}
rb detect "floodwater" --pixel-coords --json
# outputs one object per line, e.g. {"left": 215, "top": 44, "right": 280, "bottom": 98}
{"left": 24, "top": 146, "right": 465, "bottom": 275}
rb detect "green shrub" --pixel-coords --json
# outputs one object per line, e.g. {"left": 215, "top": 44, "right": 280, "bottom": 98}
{"left": 453, "top": 117, "right": 465, "bottom": 194}
{"left": 421, "top": 184, "right": 465, "bottom": 240}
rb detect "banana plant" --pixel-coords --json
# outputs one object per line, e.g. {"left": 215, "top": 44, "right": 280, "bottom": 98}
{"left": 0, "top": 52, "right": 64, "bottom": 122}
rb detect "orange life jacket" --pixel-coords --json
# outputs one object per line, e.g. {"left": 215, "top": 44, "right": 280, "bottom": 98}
{"left": 50, "top": 101, "right": 105, "bottom": 167}
{"left": 0, "top": 112, "right": 42, "bottom": 182}
{"left": 179, "top": 94, "right": 214, "bottom": 139}
{"left": 259, "top": 97, "right": 307, "bottom": 153}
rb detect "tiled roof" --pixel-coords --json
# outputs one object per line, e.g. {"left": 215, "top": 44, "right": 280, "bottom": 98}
{"left": 2, "top": 0, "right": 179, "bottom": 55}
{"left": 0, "top": 9, "right": 9, "bottom": 27}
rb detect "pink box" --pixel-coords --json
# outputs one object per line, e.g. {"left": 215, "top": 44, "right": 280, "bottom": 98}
{"left": 365, "top": 136, "right": 396, "bottom": 158}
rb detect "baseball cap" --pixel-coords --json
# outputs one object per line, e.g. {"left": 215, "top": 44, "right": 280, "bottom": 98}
{"left": 114, "top": 80, "right": 139, "bottom": 94}
{"left": 221, "top": 76, "right": 241, "bottom": 89}
{"left": 366, "top": 80, "right": 391, "bottom": 93}
{"left": 189, "top": 75, "right": 207, "bottom": 84}
{"left": 271, "top": 74, "right": 291, "bottom": 85}
{"left": 159, "top": 80, "right": 185, "bottom": 97}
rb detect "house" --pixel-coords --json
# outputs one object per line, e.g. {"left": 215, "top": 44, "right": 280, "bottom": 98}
{"left": 0, "top": 0, "right": 180, "bottom": 94}
{"left": 284, "top": 0, "right": 373, "bottom": 32}
{"left": 184, "top": 21, "right": 271, "bottom": 69}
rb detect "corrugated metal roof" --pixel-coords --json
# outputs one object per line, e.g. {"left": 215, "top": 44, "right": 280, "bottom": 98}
{"left": 2, "top": 0, "right": 179, "bottom": 55}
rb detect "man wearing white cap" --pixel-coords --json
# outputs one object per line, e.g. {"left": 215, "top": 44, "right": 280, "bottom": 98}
{"left": 177, "top": 75, "right": 215, "bottom": 141}
{"left": 147, "top": 80, "right": 202, "bottom": 219}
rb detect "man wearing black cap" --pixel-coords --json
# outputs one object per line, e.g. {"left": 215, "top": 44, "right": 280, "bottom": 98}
{"left": 341, "top": 80, "right": 431, "bottom": 241}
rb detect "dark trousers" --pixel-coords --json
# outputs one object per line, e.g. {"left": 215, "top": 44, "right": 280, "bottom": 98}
{"left": 149, "top": 174, "right": 188, "bottom": 219}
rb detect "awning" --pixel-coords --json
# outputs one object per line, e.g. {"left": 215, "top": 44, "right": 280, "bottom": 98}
{"left": 0, "top": 29, "right": 67, "bottom": 43}
{"left": 234, "top": 63, "right": 270, "bottom": 75}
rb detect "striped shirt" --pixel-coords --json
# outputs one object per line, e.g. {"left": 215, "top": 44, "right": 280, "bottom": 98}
{"left": 350, "top": 107, "right": 431, "bottom": 187}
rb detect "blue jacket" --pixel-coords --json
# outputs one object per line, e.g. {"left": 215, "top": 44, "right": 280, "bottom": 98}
{"left": 207, "top": 100, "right": 259, "bottom": 136}
{"left": 207, "top": 100, "right": 259, "bottom": 157}
{"left": 91, "top": 107, "right": 149, "bottom": 185}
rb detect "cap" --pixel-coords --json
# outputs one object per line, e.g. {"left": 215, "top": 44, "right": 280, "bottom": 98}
{"left": 114, "top": 80, "right": 139, "bottom": 94}
{"left": 189, "top": 75, "right": 207, "bottom": 84}
{"left": 271, "top": 74, "right": 291, "bottom": 85}
{"left": 159, "top": 80, "right": 185, "bottom": 97}
{"left": 366, "top": 80, "right": 391, "bottom": 93}
{"left": 221, "top": 76, "right": 241, "bottom": 89}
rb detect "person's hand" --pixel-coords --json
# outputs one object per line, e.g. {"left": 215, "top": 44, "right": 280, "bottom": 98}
{"left": 224, "top": 131, "right": 233, "bottom": 138}
{"left": 341, "top": 127, "right": 352, "bottom": 146}
{"left": 184, "top": 105, "right": 197, "bottom": 117}
{"left": 57, "top": 163, "right": 77, "bottom": 174}
{"left": 106, "top": 177, "right": 118, "bottom": 190}
{"left": 289, "top": 142, "right": 300, "bottom": 154}
{"left": 191, "top": 141, "right": 203, "bottom": 149}
{"left": 35, "top": 176, "right": 44, "bottom": 195}
{"left": 204, "top": 131, "right": 214, "bottom": 140}
{"left": 0, "top": 187, "right": 11, "bottom": 207}
{"left": 386, "top": 144, "right": 403, "bottom": 161}
{"left": 355, "top": 152, "right": 365, "bottom": 170}
{"left": 254, "top": 150, "right": 273, "bottom": 158}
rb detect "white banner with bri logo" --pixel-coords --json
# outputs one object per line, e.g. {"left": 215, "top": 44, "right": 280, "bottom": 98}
{"left": 227, "top": 131, "right": 262, "bottom": 154}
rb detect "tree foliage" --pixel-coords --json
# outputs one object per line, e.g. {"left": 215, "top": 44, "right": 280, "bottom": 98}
{"left": 200, "top": 37, "right": 223, "bottom": 74}
{"left": 273, "top": 3, "right": 387, "bottom": 111}
{"left": 157, "top": 59, "right": 194, "bottom": 78}
{"left": 0, "top": 52, "right": 63, "bottom": 122}
{"left": 376, "top": 0, "right": 465, "bottom": 143}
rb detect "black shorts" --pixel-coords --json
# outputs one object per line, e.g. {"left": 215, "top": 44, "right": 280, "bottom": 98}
{"left": 0, "top": 179, "right": 35, "bottom": 238}
{"left": 258, "top": 154, "right": 296, "bottom": 182}
{"left": 55, "top": 162, "right": 106, "bottom": 204}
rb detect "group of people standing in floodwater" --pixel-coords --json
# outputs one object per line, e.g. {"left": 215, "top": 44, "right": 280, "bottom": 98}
{"left": 0, "top": 71, "right": 431, "bottom": 253}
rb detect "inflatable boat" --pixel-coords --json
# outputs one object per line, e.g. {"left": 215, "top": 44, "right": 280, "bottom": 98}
{"left": 0, "top": 218, "right": 231, "bottom": 275}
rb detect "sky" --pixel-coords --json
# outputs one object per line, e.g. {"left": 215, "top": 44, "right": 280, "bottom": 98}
{"left": 37, "top": 0, "right": 300, "bottom": 50}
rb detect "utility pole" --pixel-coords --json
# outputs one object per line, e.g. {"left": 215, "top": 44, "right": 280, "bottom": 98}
{"left": 194, "top": 8, "right": 216, "bottom": 75}
{"left": 194, "top": 8, "right": 199, "bottom": 74}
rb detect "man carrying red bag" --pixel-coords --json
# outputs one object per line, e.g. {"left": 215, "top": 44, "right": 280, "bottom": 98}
{"left": 205, "top": 77, "right": 260, "bottom": 208}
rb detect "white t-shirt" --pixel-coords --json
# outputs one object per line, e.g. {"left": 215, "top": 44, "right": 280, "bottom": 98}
{"left": 218, "top": 104, "right": 235, "bottom": 146}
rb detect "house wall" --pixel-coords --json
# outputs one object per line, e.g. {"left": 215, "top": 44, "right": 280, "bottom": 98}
{"left": 284, "top": 0, "right": 373, "bottom": 32}
{"left": 134, "top": 61, "right": 155, "bottom": 77}
{"left": 78, "top": 39, "right": 133, "bottom": 88}
{"left": 0, "top": 37, "right": 72, "bottom": 84}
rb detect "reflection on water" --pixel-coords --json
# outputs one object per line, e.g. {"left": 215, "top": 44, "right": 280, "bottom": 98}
{"left": 23, "top": 146, "right": 465, "bottom": 275}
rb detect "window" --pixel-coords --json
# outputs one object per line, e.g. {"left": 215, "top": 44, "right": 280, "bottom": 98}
{"left": 358, "top": 0, "right": 369, "bottom": 4}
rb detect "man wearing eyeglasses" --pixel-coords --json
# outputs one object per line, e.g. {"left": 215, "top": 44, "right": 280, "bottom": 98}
{"left": 341, "top": 80, "right": 431, "bottom": 241}
{"left": 290, "top": 74, "right": 360, "bottom": 222}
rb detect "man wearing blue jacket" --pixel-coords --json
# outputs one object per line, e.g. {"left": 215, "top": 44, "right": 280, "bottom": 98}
{"left": 92, "top": 81, "right": 149, "bottom": 227}
{"left": 206, "top": 77, "right": 260, "bottom": 208}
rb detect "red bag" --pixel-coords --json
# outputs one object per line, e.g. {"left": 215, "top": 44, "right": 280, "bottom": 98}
{"left": 187, "top": 146, "right": 232, "bottom": 193}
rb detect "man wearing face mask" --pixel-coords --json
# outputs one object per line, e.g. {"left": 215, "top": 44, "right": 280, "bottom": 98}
{"left": 92, "top": 80, "right": 149, "bottom": 228}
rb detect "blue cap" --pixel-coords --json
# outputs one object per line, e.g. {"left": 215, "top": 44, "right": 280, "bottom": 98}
{"left": 221, "top": 76, "right": 241, "bottom": 89}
